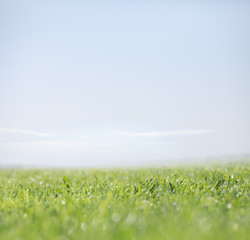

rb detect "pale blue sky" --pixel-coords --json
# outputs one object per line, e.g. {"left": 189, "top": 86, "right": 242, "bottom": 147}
{"left": 0, "top": 1, "right": 250, "bottom": 166}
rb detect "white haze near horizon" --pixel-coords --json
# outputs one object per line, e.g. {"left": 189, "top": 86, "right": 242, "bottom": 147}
{"left": 0, "top": 1, "right": 250, "bottom": 167}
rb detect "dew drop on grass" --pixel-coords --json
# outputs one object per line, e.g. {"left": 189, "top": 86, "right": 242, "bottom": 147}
{"left": 125, "top": 213, "right": 137, "bottom": 224}
{"left": 30, "top": 177, "right": 35, "bottom": 182}
{"left": 102, "top": 223, "right": 106, "bottom": 230}
{"left": 112, "top": 213, "right": 121, "bottom": 222}
{"left": 232, "top": 223, "right": 239, "bottom": 231}
{"left": 81, "top": 222, "right": 86, "bottom": 231}
{"left": 227, "top": 203, "right": 232, "bottom": 209}
{"left": 68, "top": 228, "right": 74, "bottom": 235}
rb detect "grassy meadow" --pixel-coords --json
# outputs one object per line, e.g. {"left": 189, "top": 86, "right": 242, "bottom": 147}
{"left": 0, "top": 163, "right": 249, "bottom": 240}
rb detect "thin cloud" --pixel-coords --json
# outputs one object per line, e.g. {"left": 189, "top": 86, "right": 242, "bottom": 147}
{"left": 114, "top": 129, "right": 214, "bottom": 137}
{"left": 19, "top": 140, "right": 113, "bottom": 148}
{"left": 0, "top": 127, "right": 53, "bottom": 137}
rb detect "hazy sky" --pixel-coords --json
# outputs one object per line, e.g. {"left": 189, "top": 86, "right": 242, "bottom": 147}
{"left": 0, "top": 1, "right": 250, "bottom": 166}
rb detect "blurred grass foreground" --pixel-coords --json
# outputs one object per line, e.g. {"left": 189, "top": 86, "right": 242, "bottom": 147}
{"left": 0, "top": 163, "right": 249, "bottom": 240}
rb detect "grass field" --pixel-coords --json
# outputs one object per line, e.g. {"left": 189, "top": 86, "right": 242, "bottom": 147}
{"left": 0, "top": 163, "right": 249, "bottom": 240}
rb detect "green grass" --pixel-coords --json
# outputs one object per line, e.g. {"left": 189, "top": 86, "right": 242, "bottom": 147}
{"left": 0, "top": 163, "right": 250, "bottom": 240}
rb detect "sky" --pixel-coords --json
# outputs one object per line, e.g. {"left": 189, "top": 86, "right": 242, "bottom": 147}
{"left": 0, "top": 1, "right": 250, "bottom": 166}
